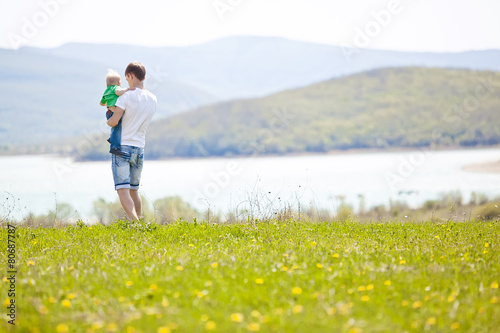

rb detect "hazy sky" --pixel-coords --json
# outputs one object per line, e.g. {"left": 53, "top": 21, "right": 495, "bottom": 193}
{"left": 1, "top": 0, "right": 499, "bottom": 52}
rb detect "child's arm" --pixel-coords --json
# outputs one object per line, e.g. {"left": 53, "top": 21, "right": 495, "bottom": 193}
{"left": 115, "top": 87, "right": 135, "bottom": 96}
{"left": 100, "top": 102, "right": 106, "bottom": 106}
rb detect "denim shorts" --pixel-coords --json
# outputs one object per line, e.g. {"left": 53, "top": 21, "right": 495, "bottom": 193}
{"left": 111, "top": 145, "right": 144, "bottom": 190}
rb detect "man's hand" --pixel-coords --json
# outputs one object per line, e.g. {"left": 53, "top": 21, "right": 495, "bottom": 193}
{"left": 107, "top": 106, "right": 125, "bottom": 127}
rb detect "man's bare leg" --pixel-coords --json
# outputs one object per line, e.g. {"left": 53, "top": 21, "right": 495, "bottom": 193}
{"left": 130, "top": 189, "right": 142, "bottom": 219}
{"left": 117, "top": 188, "right": 139, "bottom": 221}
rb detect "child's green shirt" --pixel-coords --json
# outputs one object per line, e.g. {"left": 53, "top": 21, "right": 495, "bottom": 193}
{"left": 100, "top": 85, "right": 120, "bottom": 107}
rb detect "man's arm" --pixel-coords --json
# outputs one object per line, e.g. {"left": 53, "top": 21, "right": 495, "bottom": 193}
{"left": 115, "top": 87, "right": 135, "bottom": 96}
{"left": 107, "top": 106, "right": 124, "bottom": 127}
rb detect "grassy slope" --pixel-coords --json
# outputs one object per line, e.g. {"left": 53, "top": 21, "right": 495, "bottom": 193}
{"left": 142, "top": 67, "right": 500, "bottom": 158}
{"left": 2, "top": 220, "right": 499, "bottom": 332}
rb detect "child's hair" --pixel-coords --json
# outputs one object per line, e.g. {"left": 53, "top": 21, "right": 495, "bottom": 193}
{"left": 106, "top": 69, "right": 121, "bottom": 86}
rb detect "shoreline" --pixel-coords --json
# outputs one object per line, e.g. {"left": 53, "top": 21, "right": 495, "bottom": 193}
{"left": 1, "top": 145, "right": 500, "bottom": 163}
{"left": 463, "top": 160, "right": 500, "bottom": 174}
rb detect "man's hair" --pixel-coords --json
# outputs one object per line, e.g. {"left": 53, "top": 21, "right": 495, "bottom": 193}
{"left": 125, "top": 61, "right": 146, "bottom": 81}
{"left": 106, "top": 69, "right": 121, "bottom": 86}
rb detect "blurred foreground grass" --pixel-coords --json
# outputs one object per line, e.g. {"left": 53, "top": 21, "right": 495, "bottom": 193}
{"left": 1, "top": 220, "right": 499, "bottom": 332}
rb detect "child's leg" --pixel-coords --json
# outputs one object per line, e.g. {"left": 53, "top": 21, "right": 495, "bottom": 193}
{"left": 109, "top": 119, "right": 122, "bottom": 152}
{"left": 106, "top": 107, "right": 123, "bottom": 155}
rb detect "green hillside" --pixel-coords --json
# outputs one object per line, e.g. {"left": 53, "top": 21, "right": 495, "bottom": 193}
{"left": 79, "top": 67, "right": 500, "bottom": 159}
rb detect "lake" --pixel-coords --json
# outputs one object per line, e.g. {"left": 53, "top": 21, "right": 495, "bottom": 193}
{"left": 1, "top": 148, "right": 500, "bottom": 221}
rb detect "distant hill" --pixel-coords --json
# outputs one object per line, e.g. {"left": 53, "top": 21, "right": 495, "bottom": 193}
{"left": 140, "top": 67, "right": 499, "bottom": 158}
{"left": 0, "top": 49, "right": 216, "bottom": 146}
{"left": 1, "top": 36, "right": 500, "bottom": 147}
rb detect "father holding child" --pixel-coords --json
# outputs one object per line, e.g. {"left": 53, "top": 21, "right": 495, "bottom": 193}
{"left": 105, "top": 61, "right": 157, "bottom": 221}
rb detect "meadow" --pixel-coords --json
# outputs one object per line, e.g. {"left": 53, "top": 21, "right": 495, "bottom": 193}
{"left": 1, "top": 219, "right": 499, "bottom": 332}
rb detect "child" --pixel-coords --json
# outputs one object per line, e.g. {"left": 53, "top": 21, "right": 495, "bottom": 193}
{"left": 100, "top": 69, "right": 134, "bottom": 155}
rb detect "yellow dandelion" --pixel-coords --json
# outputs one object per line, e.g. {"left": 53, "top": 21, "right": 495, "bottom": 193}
{"left": 292, "top": 287, "right": 302, "bottom": 295}
{"left": 126, "top": 327, "right": 137, "bottom": 333}
{"left": 401, "top": 300, "right": 409, "bottom": 307}
{"left": 211, "top": 262, "right": 218, "bottom": 268}
{"left": 91, "top": 322, "right": 104, "bottom": 330}
{"left": 118, "top": 296, "right": 126, "bottom": 302}
{"left": 448, "top": 296, "right": 455, "bottom": 302}
{"left": 311, "top": 241, "right": 317, "bottom": 246}
{"left": 149, "top": 284, "right": 158, "bottom": 291}
{"left": 126, "top": 281, "right": 133, "bottom": 286}
{"left": 491, "top": 296, "right": 498, "bottom": 304}
{"left": 157, "top": 327, "right": 170, "bottom": 333}
{"left": 200, "top": 314, "right": 209, "bottom": 322}
{"left": 451, "top": 322, "right": 460, "bottom": 330}
{"left": 247, "top": 323, "right": 260, "bottom": 331}
{"left": 332, "top": 253, "right": 339, "bottom": 258}
{"left": 361, "top": 295, "right": 370, "bottom": 302}
{"left": 491, "top": 281, "right": 498, "bottom": 289}
{"left": 366, "top": 284, "right": 374, "bottom": 290}
{"left": 282, "top": 266, "right": 288, "bottom": 271}
{"left": 107, "top": 323, "right": 118, "bottom": 331}
{"left": 67, "top": 293, "right": 76, "bottom": 300}
{"left": 162, "top": 299, "right": 169, "bottom": 307}
{"left": 205, "top": 321, "right": 216, "bottom": 330}
{"left": 484, "top": 250, "right": 488, "bottom": 254}
{"left": 3, "top": 298, "right": 10, "bottom": 307}
{"left": 399, "top": 259, "right": 406, "bottom": 265}
{"left": 347, "top": 328, "right": 361, "bottom": 333}
{"left": 230, "top": 313, "right": 244, "bottom": 322}
{"left": 358, "top": 286, "right": 366, "bottom": 292}
{"left": 56, "top": 324, "right": 69, "bottom": 333}
{"left": 61, "top": 299, "right": 71, "bottom": 308}
{"left": 292, "top": 305, "right": 303, "bottom": 314}
{"left": 426, "top": 317, "right": 436, "bottom": 326}
{"left": 176, "top": 266, "right": 184, "bottom": 271}
{"left": 2, "top": 277, "right": 8, "bottom": 282}
{"left": 251, "top": 310, "right": 261, "bottom": 318}
{"left": 435, "top": 235, "right": 439, "bottom": 239}
{"left": 188, "top": 244, "right": 194, "bottom": 247}
{"left": 255, "top": 278, "right": 264, "bottom": 284}
{"left": 68, "top": 266, "right": 74, "bottom": 271}
{"left": 316, "top": 263, "right": 323, "bottom": 268}
{"left": 27, "top": 260, "right": 35, "bottom": 266}
{"left": 485, "top": 243, "right": 489, "bottom": 248}
{"left": 384, "top": 280, "right": 391, "bottom": 286}
{"left": 39, "top": 306, "right": 48, "bottom": 315}
{"left": 283, "top": 253, "right": 289, "bottom": 257}
{"left": 327, "top": 307, "right": 337, "bottom": 315}
{"left": 292, "top": 265, "right": 299, "bottom": 270}
{"left": 88, "top": 227, "right": 92, "bottom": 230}
{"left": 412, "top": 301, "right": 423, "bottom": 309}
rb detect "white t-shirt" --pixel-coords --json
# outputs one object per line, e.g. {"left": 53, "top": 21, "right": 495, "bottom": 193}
{"left": 115, "top": 88, "right": 157, "bottom": 148}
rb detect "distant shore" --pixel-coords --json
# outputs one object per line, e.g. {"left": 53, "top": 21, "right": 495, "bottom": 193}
{"left": 463, "top": 160, "right": 500, "bottom": 174}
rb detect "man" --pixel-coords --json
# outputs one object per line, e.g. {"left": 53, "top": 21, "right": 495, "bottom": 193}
{"left": 107, "top": 61, "right": 157, "bottom": 221}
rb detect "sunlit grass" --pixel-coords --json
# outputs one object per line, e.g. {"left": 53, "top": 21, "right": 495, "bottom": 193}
{"left": 1, "top": 220, "right": 499, "bottom": 332}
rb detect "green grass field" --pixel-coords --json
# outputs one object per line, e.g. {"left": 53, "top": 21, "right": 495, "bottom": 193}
{"left": 1, "top": 220, "right": 499, "bottom": 332}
